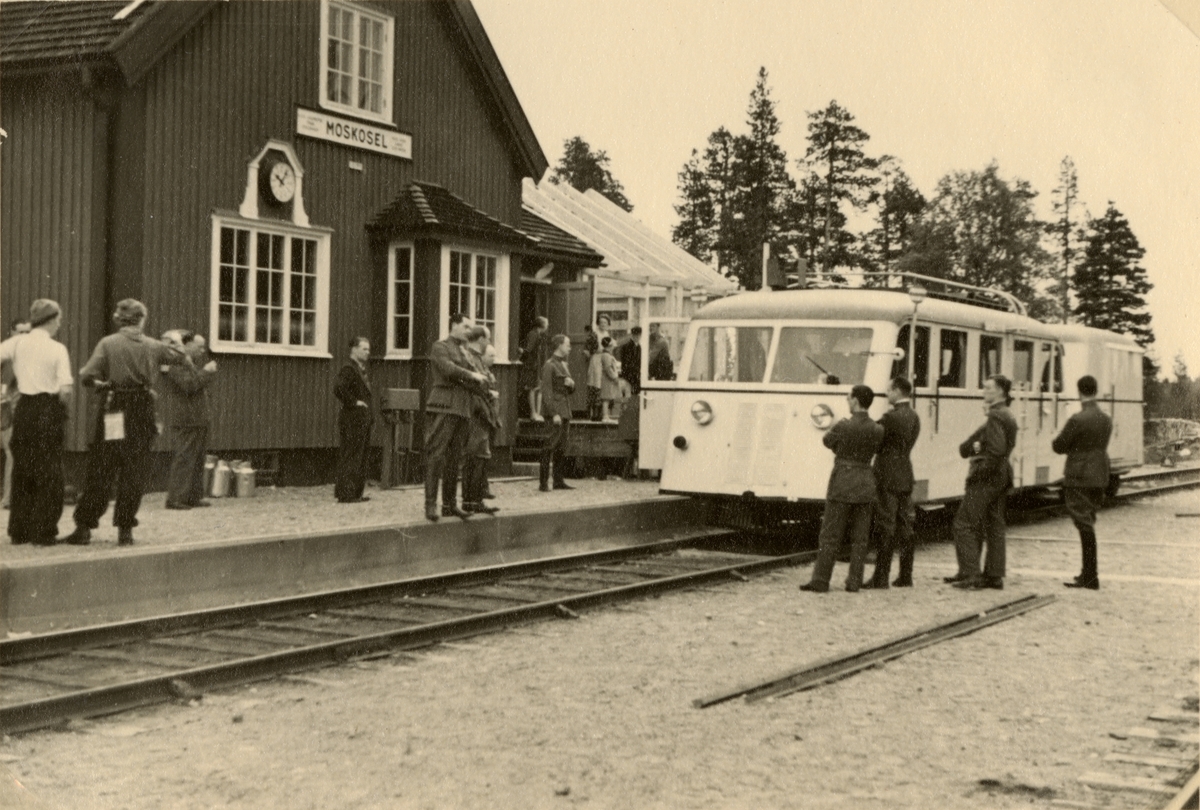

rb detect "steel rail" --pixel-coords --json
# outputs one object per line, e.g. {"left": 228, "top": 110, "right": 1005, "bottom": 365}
{"left": 1161, "top": 762, "right": 1200, "bottom": 810}
{"left": 693, "top": 594, "right": 1056, "bottom": 708}
{"left": 1, "top": 529, "right": 735, "bottom": 665}
{"left": 0, "top": 548, "right": 817, "bottom": 734}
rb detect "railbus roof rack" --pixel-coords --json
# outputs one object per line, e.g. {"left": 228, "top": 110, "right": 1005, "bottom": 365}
{"left": 784, "top": 270, "right": 1028, "bottom": 317}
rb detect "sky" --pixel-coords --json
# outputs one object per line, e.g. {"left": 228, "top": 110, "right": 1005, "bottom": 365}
{"left": 473, "top": 0, "right": 1200, "bottom": 378}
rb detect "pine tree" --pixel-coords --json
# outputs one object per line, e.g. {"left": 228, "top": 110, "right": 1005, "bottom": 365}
{"left": 550, "top": 136, "right": 633, "bottom": 212}
{"left": 802, "top": 100, "right": 878, "bottom": 274}
{"left": 672, "top": 127, "right": 737, "bottom": 273}
{"left": 1048, "top": 156, "right": 1087, "bottom": 322}
{"left": 1073, "top": 203, "right": 1154, "bottom": 347}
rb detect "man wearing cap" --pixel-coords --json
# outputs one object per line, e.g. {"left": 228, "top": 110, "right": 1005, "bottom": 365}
{"left": 1052, "top": 375, "right": 1112, "bottom": 590}
{"left": 159, "top": 331, "right": 217, "bottom": 509}
{"left": 0, "top": 301, "right": 73, "bottom": 546}
{"left": 947, "top": 374, "right": 1019, "bottom": 590}
{"left": 60, "top": 299, "right": 183, "bottom": 547}
{"left": 800, "top": 385, "right": 885, "bottom": 593}
{"left": 423, "top": 313, "right": 487, "bottom": 522}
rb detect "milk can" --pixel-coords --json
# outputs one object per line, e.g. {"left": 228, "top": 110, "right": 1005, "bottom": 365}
{"left": 210, "top": 459, "right": 232, "bottom": 498}
{"left": 234, "top": 463, "right": 256, "bottom": 498}
{"left": 203, "top": 455, "right": 217, "bottom": 496}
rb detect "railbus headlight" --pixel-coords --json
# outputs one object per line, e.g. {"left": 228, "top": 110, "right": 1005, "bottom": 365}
{"left": 690, "top": 400, "right": 714, "bottom": 426}
{"left": 810, "top": 404, "right": 835, "bottom": 430}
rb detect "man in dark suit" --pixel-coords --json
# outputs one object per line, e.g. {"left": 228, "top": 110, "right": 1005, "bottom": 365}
{"left": 1053, "top": 375, "right": 1112, "bottom": 590}
{"left": 947, "top": 374, "right": 1019, "bottom": 590}
{"left": 864, "top": 377, "right": 921, "bottom": 589}
{"left": 539, "top": 334, "right": 575, "bottom": 492}
{"left": 333, "top": 336, "right": 373, "bottom": 504}
{"left": 616, "top": 326, "right": 642, "bottom": 396}
{"left": 424, "top": 313, "right": 487, "bottom": 521}
{"left": 801, "top": 385, "right": 885, "bottom": 593}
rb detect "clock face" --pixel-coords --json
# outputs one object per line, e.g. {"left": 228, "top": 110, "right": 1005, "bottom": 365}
{"left": 268, "top": 161, "right": 296, "bottom": 203}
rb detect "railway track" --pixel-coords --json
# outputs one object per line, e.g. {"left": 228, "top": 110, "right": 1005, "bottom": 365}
{"left": 0, "top": 532, "right": 815, "bottom": 735}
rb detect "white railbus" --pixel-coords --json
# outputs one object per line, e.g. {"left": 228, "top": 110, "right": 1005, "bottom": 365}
{"left": 641, "top": 277, "right": 1142, "bottom": 519}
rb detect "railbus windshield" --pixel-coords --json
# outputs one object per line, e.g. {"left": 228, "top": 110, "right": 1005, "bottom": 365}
{"left": 686, "top": 324, "right": 877, "bottom": 386}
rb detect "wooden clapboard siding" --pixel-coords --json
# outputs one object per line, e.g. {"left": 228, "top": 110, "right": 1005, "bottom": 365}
{"left": 0, "top": 76, "right": 109, "bottom": 451}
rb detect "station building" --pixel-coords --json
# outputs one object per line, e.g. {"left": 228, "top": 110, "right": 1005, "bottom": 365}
{"left": 0, "top": 0, "right": 604, "bottom": 482}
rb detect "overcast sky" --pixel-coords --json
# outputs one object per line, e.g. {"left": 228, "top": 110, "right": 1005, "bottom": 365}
{"left": 473, "top": 0, "right": 1199, "bottom": 377}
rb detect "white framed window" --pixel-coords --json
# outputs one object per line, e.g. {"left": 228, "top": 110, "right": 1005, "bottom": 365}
{"left": 439, "top": 245, "right": 510, "bottom": 360}
{"left": 209, "top": 214, "right": 332, "bottom": 357}
{"left": 319, "top": 0, "right": 394, "bottom": 125}
{"left": 386, "top": 242, "right": 414, "bottom": 358}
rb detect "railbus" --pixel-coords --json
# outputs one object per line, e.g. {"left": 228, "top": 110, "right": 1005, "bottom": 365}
{"left": 639, "top": 274, "right": 1143, "bottom": 522}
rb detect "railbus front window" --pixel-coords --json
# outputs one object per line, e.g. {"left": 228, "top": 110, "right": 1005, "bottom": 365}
{"left": 771, "top": 327, "right": 874, "bottom": 385}
{"left": 687, "top": 326, "right": 773, "bottom": 383}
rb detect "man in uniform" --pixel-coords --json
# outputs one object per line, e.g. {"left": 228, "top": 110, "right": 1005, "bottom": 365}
{"left": 539, "top": 334, "right": 575, "bottom": 492}
{"left": 160, "top": 331, "right": 217, "bottom": 509}
{"left": 61, "top": 299, "right": 182, "bottom": 547}
{"left": 800, "top": 384, "right": 885, "bottom": 593}
{"left": 864, "top": 377, "right": 921, "bottom": 588}
{"left": 333, "top": 336, "right": 373, "bottom": 504}
{"left": 1052, "top": 375, "right": 1111, "bottom": 590}
{"left": 462, "top": 325, "right": 500, "bottom": 515}
{"left": 947, "top": 374, "right": 1018, "bottom": 590}
{"left": 424, "top": 313, "right": 487, "bottom": 522}
{"left": 0, "top": 301, "right": 72, "bottom": 546}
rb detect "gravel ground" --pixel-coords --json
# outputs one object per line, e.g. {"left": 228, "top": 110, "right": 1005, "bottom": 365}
{"left": 2, "top": 488, "right": 1196, "bottom": 809}
{"left": 0, "top": 477, "right": 664, "bottom": 562}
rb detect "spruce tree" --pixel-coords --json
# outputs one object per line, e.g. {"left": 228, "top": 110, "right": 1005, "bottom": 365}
{"left": 1073, "top": 203, "right": 1154, "bottom": 347}
{"left": 863, "top": 156, "right": 925, "bottom": 277}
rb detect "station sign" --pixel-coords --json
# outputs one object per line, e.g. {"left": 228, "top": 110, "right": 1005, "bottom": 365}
{"left": 296, "top": 108, "right": 412, "bottom": 160}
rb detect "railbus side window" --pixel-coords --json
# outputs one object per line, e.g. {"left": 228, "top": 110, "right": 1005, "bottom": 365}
{"left": 687, "top": 326, "right": 773, "bottom": 383}
{"left": 893, "top": 324, "right": 930, "bottom": 387}
{"left": 938, "top": 329, "right": 967, "bottom": 388}
{"left": 1012, "top": 340, "right": 1034, "bottom": 391}
{"left": 979, "top": 334, "right": 1003, "bottom": 388}
{"left": 772, "top": 327, "right": 874, "bottom": 385}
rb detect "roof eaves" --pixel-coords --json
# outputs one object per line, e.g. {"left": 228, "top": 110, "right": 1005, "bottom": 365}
{"left": 437, "top": 1, "right": 548, "bottom": 179}
{"left": 107, "top": 0, "right": 218, "bottom": 85}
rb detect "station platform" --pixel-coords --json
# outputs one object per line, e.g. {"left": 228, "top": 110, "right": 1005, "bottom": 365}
{"left": 0, "top": 477, "right": 702, "bottom": 636}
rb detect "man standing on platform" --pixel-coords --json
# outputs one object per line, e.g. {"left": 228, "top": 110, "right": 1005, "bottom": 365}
{"left": 800, "top": 385, "right": 884, "bottom": 593}
{"left": 1053, "top": 375, "right": 1111, "bottom": 590}
{"left": 2, "top": 318, "right": 33, "bottom": 510}
{"left": 462, "top": 325, "right": 499, "bottom": 515}
{"left": 864, "top": 377, "right": 921, "bottom": 588}
{"left": 616, "top": 326, "right": 642, "bottom": 398}
{"left": 0, "top": 301, "right": 72, "bottom": 546}
{"left": 946, "top": 374, "right": 1018, "bottom": 590}
{"left": 539, "top": 334, "right": 575, "bottom": 492}
{"left": 161, "top": 331, "right": 217, "bottom": 509}
{"left": 333, "top": 336, "right": 373, "bottom": 504}
{"left": 61, "top": 299, "right": 182, "bottom": 547}
{"left": 424, "top": 313, "right": 487, "bottom": 522}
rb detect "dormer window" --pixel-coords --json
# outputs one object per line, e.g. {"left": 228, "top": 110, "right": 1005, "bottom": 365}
{"left": 319, "top": 0, "right": 394, "bottom": 124}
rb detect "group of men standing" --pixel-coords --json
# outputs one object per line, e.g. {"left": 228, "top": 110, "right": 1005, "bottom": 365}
{"left": 801, "top": 372, "right": 1112, "bottom": 593}
{"left": 2, "top": 298, "right": 216, "bottom": 548}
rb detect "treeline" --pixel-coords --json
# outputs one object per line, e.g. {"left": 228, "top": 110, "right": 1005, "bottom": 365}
{"left": 670, "top": 68, "right": 1156, "bottom": 367}
{"left": 1146, "top": 356, "right": 1200, "bottom": 420}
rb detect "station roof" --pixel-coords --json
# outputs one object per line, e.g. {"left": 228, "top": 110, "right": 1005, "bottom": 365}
{"left": 692, "top": 288, "right": 1063, "bottom": 338}
{"left": 518, "top": 210, "right": 604, "bottom": 267}
{"left": 368, "top": 182, "right": 536, "bottom": 248}
{"left": 522, "top": 177, "right": 739, "bottom": 296}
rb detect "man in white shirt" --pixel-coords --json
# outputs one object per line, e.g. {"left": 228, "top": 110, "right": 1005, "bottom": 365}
{"left": 0, "top": 300, "right": 73, "bottom": 546}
